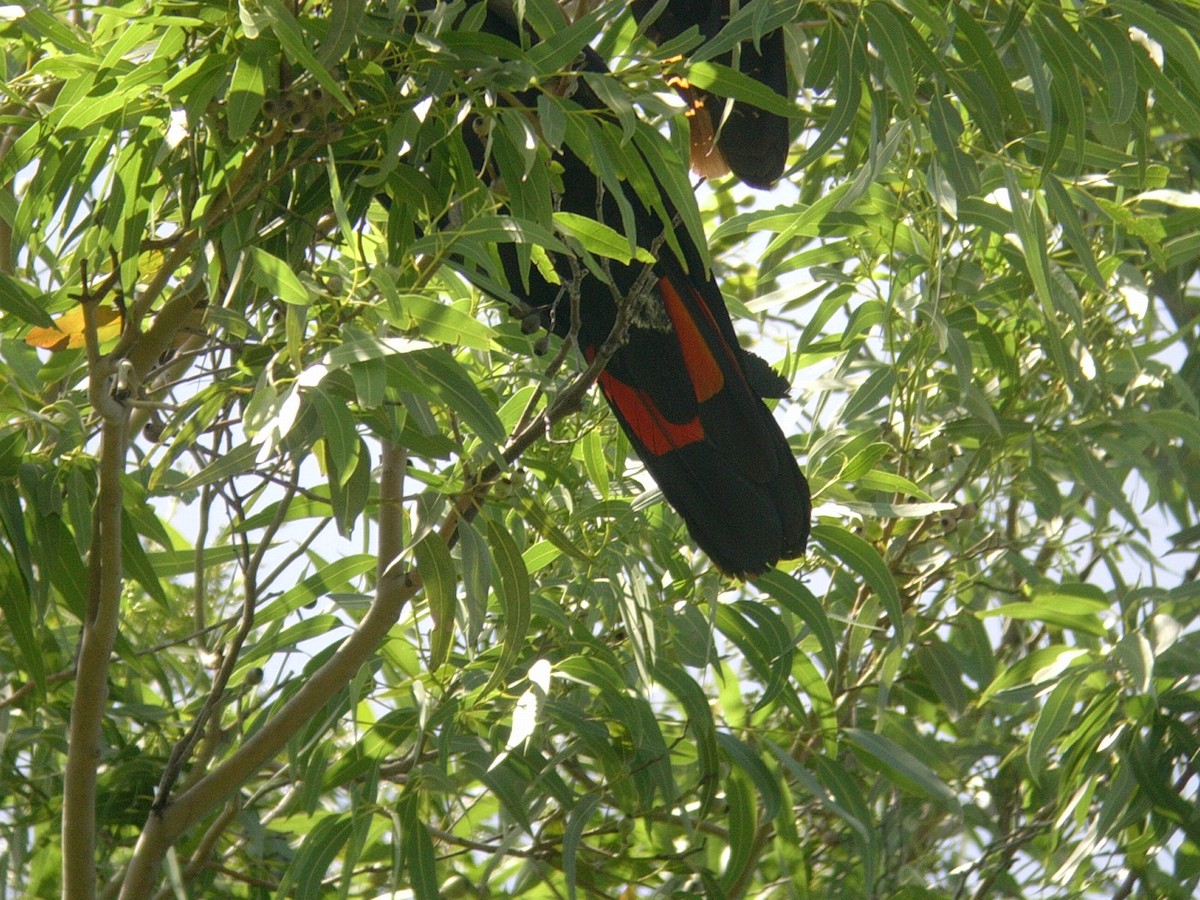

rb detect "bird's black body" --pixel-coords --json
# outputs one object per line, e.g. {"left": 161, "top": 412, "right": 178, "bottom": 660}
{"left": 460, "top": 2, "right": 810, "bottom": 576}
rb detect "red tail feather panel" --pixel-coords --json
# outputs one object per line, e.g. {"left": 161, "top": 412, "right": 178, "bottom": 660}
{"left": 596, "top": 367, "right": 705, "bottom": 455}
{"left": 659, "top": 277, "right": 725, "bottom": 403}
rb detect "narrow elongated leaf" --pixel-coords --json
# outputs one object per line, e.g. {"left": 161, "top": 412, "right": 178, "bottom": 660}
{"left": 416, "top": 534, "right": 456, "bottom": 669}
{"left": 952, "top": 7, "right": 1027, "bottom": 133}
{"left": 563, "top": 792, "right": 600, "bottom": 900}
{"left": 256, "top": 0, "right": 352, "bottom": 111}
{"left": 279, "top": 814, "right": 353, "bottom": 900}
{"left": 1044, "top": 175, "right": 1106, "bottom": 290}
{"left": 554, "top": 211, "right": 655, "bottom": 264}
{"left": 227, "top": 39, "right": 270, "bottom": 140}
{"left": 261, "top": 554, "right": 377, "bottom": 625}
{"left": 866, "top": 3, "right": 915, "bottom": 109}
{"left": 928, "top": 95, "right": 979, "bottom": 197}
{"left": 720, "top": 771, "right": 757, "bottom": 892}
{"left": 796, "top": 29, "right": 863, "bottom": 169}
{"left": 457, "top": 519, "right": 491, "bottom": 645}
{"left": 655, "top": 663, "right": 719, "bottom": 814}
{"left": 1029, "top": 671, "right": 1085, "bottom": 784}
{"left": 0, "top": 274, "right": 52, "bottom": 327}
{"left": 686, "top": 60, "right": 800, "bottom": 120}
{"left": 400, "top": 795, "right": 440, "bottom": 899}
{"left": 1112, "top": 0, "right": 1200, "bottom": 99}
{"left": 249, "top": 247, "right": 309, "bottom": 306}
{"left": 1067, "top": 438, "right": 1141, "bottom": 526}
{"left": 483, "top": 516, "right": 531, "bottom": 695}
{"left": 169, "top": 442, "right": 259, "bottom": 492}
{"left": 716, "top": 731, "right": 783, "bottom": 822}
{"left": 915, "top": 639, "right": 968, "bottom": 717}
{"left": 1083, "top": 17, "right": 1138, "bottom": 125}
{"left": 812, "top": 523, "right": 904, "bottom": 635}
{"left": 841, "top": 369, "right": 896, "bottom": 423}
{"left": 383, "top": 293, "right": 494, "bottom": 350}
{"left": 403, "top": 349, "right": 505, "bottom": 445}
{"left": 120, "top": 510, "right": 167, "bottom": 607}
{"left": 317, "top": 0, "right": 363, "bottom": 68}
{"left": 0, "top": 546, "right": 42, "bottom": 685}
{"left": 239, "top": 616, "right": 345, "bottom": 674}
{"left": 844, "top": 728, "right": 962, "bottom": 815}
{"left": 755, "top": 568, "right": 836, "bottom": 667}
{"left": 770, "top": 745, "right": 879, "bottom": 891}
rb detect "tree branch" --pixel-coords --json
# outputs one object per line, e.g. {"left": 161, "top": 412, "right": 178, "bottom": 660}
{"left": 63, "top": 402, "right": 129, "bottom": 900}
{"left": 118, "top": 440, "right": 417, "bottom": 897}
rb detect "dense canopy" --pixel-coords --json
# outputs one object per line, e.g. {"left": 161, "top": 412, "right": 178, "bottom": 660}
{"left": 1, "top": 1, "right": 1199, "bottom": 897}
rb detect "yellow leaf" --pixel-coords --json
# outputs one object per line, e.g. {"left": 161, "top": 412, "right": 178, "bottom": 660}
{"left": 25, "top": 305, "right": 122, "bottom": 351}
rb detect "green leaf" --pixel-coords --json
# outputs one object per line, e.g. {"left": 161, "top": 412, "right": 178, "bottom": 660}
{"left": 1044, "top": 175, "right": 1106, "bottom": 290}
{"left": 952, "top": 6, "right": 1027, "bottom": 136}
{"left": 980, "top": 583, "right": 1110, "bottom": 637}
{"left": 256, "top": 0, "right": 352, "bottom": 111}
{"left": 655, "top": 663, "right": 720, "bottom": 815}
{"left": 580, "top": 428, "right": 610, "bottom": 499}
{"left": 238, "top": 615, "right": 344, "bottom": 672}
{"left": 720, "top": 770, "right": 758, "bottom": 892}
{"left": 812, "top": 524, "right": 904, "bottom": 636}
{"left": 404, "top": 349, "right": 506, "bottom": 446}
{"left": 1028, "top": 671, "right": 1085, "bottom": 785}
{"left": 278, "top": 814, "right": 353, "bottom": 900}
{"left": 844, "top": 728, "right": 962, "bottom": 815}
{"left": 915, "top": 639, "right": 969, "bottom": 718}
{"left": 841, "top": 369, "right": 896, "bottom": 424}
{"left": 522, "top": 539, "right": 562, "bottom": 574}
{"left": 260, "top": 554, "right": 377, "bottom": 626}
{"left": 307, "top": 384, "right": 357, "bottom": 484}
{"left": 793, "top": 651, "right": 839, "bottom": 756}
{"left": 691, "top": 0, "right": 798, "bottom": 62}
{"left": 866, "top": 3, "right": 915, "bottom": 109}
{"left": 717, "top": 601, "right": 797, "bottom": 714}
{"left": 0, "top": 544, "right": 42, "bottom": 686}
{"left": 554, "top": 211, "right": 655, "bottom": 264}
{"left": 686, "top": 59, "right": 801, "bottom": 120}
{"left": 796, "top": 28, "right": 863, "bottom": 170}
{"left": 411, "top": 213, "right": 568, "bottom": 259}
{"left": 563, "top": 792, "right": 600, "bottom": 900}
{"left": 416, "top": 534, "right": 456, "bottom": 670}
{"left": 483, "top": 515, "right": 531, "bottom": 695}
{"left": 0, "top": 274, "right": 52, "bottom": 327}
{"left": 630, "top": 120, "right": 709, "bottom": 272}
{"left": 121, "top": 510, "right": 167, "bottom": 607}
{"left": 458, "top": 520, "right": 491, "bottom": 646}
{"left": 770, "top": 745, "right": 880, "bottom": 891}
{"left": 399, "top": 794, "right": 440, "bottom": 899}
{"left": 981, "top": 646, "right": 1093, "bottom": 702}
{"left": 381, "top": 292, "right": 494, "bottom": 350}
{"left": 249, "top": 247, "right": 309, "bottom": 306}
{"left": 754, "top": 569, "right": 837, "bottom": 668}
{"left": 227, "top": 38, "right": 271, "bottom": 140}
{"left": 928, "top": 95, "right": 979, "bottom": 198}
{"left": 854, "top": 470, "right": 932, "bottom": 500}
{"left": 525, "top": 4, "right": 607, "bottom": 74}
{"left": 716, "top": 731, "right": 783, "bottom": 822}
{"left": 317, "top": 0, "right": 363, "bottom": 68}
{"left": 524, "top": 93, "right": 562, "bottom": 160}
{"left": 1083, "top": 17, "right": 1138, "bottom": 125}
{"left": 1111, "top": 0, "right": 1200, "bottom": 102}
{"left": 1066, "top": 437, "right": 1141, "bottom": 527}
{"left": 1142, "top": 409, "right": 1200, "bottom": 451}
